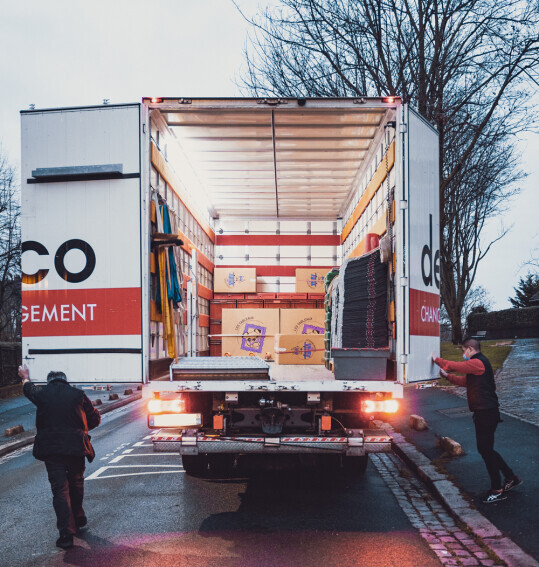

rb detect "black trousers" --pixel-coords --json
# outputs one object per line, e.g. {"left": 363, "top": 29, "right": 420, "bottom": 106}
{"left": 473, "top": 408, "right": 513, "bottom": 491}
{"left": 44, "top": 456, "right": 86, "bottom": 537}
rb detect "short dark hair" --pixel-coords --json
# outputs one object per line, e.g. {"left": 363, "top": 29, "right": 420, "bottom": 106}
{"left": 46, "top": 371, "right": 68, "bottom": 383}
{"left": 462, "top": 338, "right": 481, "bottom": 352}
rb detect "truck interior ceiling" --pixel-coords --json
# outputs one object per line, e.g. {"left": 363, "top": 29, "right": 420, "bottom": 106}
{"left": 147, "top": 99, "right": 397, "bottom": 221}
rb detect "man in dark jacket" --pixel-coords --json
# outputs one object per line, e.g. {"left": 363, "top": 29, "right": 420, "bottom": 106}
{"left": 18, "top": 365, "right": 101, "bottom": 549}
{"left": 433, "top": 338, "right": 521, "bottom": 504}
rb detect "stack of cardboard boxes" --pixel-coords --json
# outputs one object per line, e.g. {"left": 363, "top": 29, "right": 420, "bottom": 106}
{"left": 222, "top": 308, "right": 325, "bottom": 365}
{"left": 211, "top": 267, "right": 330, "bottom": 365}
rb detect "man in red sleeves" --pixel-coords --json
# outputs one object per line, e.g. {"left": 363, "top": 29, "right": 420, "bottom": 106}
{"left": 433, "top": 338, "right": 521, "bottom": 504}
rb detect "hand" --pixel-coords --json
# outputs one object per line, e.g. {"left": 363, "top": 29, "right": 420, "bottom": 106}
{"left": 432, "top": 353, "right": 438, "bottom": 364}
{"left": 18, "top": 365, "right": 30, "bottom": 383}
{"left": 439, "top": 368, "right": 448, "bottom": 378}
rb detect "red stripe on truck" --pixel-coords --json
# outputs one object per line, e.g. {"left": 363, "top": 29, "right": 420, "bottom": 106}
{"left": 409, "top": 288, "right": 440, "bottom": 337}
{"left": 216, "top": 234, "right": 340, "bottom": 246}
{"left": 22, "top": 288, "right": 141, "bottom": 336}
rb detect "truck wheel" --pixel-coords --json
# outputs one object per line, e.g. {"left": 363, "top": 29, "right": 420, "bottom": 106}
{"left": 343, "top": 454, "right": 369, "bottom": 476}
{"left": 208, "top": 454, "right": 236, "bottom": 477}
{"left": 181, "top": 454, "right": 209, "bottom": 477}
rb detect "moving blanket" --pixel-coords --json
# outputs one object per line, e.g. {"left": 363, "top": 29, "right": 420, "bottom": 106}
{"left": 156, "top": 204, "right": 183, "bottom": 307}
{"left": 332, "top": 249, "right": 388, "bottom": 349}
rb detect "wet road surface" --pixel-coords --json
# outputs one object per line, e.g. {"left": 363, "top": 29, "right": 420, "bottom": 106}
{"left": 0, "top": 401, "right": 445, "bottom": 567}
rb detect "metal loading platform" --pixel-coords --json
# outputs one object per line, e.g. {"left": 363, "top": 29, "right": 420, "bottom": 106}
{"left": 170, "top": 356, "right": 271, "bottom": 381}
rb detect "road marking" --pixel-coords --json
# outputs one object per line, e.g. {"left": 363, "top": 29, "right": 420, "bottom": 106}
{"left": 91, "top": 470, "right": 185, "bottom": 480}
{"left": 86, "top": 463, "right": 183, "bottom": 480}
{"left": 0, "top": 445, "right": 33, "bottom": 465}
{"left": 86, "top": 466, "right": 109, "bottom": 480}
{"left": 133, "top": 442, "right": 148, "bottom": 446}
{"left": 143, "top": 435, "right": 152, "bottom": 440}
{"left": 109, "top": 452, "right": 176, "bottom": 463}
{"left": 122, "top": 449, "right": 134, "bottom": 454}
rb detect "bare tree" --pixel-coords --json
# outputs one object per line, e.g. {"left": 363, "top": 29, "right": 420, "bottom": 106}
{"left": 441, "top": 284, "right": 493, "bottom": 337}
{"left": 0, "top": 151, "right": 21, "bottom": 341}
{"left": 236, "top": 0, "right": 539, "bottom": 343}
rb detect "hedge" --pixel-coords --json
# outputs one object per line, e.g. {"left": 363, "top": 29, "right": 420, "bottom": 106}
{"left": 467, "top": 306, "right": 539, "bottom": 339}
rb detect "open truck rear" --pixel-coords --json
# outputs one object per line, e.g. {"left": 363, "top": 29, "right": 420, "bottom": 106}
{"left": 21, "top": 97, "right": 440, "bottom": 475}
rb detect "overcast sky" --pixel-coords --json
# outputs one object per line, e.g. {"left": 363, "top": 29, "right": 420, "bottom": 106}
{"left": 1, "top": 0, "right": 537, "bottom": 309}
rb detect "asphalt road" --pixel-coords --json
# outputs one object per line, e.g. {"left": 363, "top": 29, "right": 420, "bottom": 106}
{"left": 0, "top": 401, "right": 443, "bottom": 567}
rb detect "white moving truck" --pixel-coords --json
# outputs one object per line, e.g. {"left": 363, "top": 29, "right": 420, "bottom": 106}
{"left": 21, "top": 97, "right": 440, "bottom": 475}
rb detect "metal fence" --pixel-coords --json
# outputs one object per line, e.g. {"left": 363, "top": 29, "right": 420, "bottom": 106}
{"left": 0, "top": 342, "right": 22, "bottom": 387}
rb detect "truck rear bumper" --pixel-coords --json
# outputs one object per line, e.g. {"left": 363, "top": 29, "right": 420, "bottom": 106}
{"left": 151, "top": 429, "right": 392, "bottom": 456}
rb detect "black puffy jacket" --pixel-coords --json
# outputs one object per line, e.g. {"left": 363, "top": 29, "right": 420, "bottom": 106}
{"left": 24, "top": 379, "right": 101, "bottom": 462}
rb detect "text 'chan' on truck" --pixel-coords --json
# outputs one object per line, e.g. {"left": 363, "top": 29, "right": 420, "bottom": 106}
{"left": 21, "top": 97, "right": 441, "bottom": 476}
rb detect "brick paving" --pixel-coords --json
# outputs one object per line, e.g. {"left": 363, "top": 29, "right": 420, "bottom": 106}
{"left": 371, "top": 453, "right": 505, "bottom": 566}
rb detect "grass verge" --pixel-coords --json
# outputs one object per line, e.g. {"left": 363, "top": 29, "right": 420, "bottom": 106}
{"left": 437, "top": 340, "right": 514, "bottom": 386}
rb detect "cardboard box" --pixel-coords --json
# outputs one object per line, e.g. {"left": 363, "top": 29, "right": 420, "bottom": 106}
{"left": 214, "top": 267, "right": 257, "bottom": 293}
{"left": 222, "top": 309, "right": 279, "bottom": 359}
{"left": 280, "top": 309, "right": 325, "bottom": 335}
{"left": 295, "top": 268, "right": 330, "bottom": 293}
{"left": 276, "top": 334, "right": 325, "bottom": 365}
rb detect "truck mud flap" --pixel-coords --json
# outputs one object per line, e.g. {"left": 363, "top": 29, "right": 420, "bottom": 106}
{"left": 151, "top": 430, "right": 392, "bottom": 455}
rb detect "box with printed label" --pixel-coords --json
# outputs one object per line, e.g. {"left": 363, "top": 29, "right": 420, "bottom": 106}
{"left": 295, "top": 268, "right": 330, "bottom": 293}
{"left": 222, "top": 309, "right": 279, "bottom": 359}
{"left": 276, "top": 334, "right": 325, "bottom": 365}
{"left": 214, "top": 268, "right": 257, "bottom": 293}
{"left": 280, "top": 309, "right": 325, "bottom": 336}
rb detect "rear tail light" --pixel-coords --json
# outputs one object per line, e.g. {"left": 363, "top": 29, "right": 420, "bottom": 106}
{"left": 382, "top": 96, "right": 395, "bottom": 104}
{"left": 321, "top": 415, "right": 332, "bottom": 431}
{"left": 362, "top": 399, "right": 399, "bottom": 414}
{"left": 150, "top": 97, "right": 163, "bottom": 104}
{"left": 148, "top": 398, "right": 185, "bottom": 414}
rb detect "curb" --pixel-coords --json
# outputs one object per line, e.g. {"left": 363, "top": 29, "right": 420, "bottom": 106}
{"left": 391, "top": 430, "right": 539, "bottom": 567}
{"left": 0, "top": 392, "right": 142, "bottom": 459}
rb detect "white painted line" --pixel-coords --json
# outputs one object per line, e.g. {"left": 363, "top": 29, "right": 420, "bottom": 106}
{"left": 86, "top": 466, "right": 109, "bottom": 480}
{"left": 96, "top": 464, "right": 183, "bottom": 468}
{"left": 110, "top": 452, "right": 177, "bottom": 463}
{"left": 143, "top": 435, "right": 152, "bottom": 440}
{"left": 133, "top": 442, "right": 146, "bottom": 446}
{"left": 86, "top": 463, "right": 184, "bottom": 480}
{"left": 91, "top": 470, "right": 185, "bottom": 480}
{"left": 122, "top": 449, "right": 134, "bottom": 454}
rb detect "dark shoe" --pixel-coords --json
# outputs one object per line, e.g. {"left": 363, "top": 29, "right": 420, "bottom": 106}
{"left": 503, "top": 476, "right": 522, "bottom": 491}
{"left": 56, "top": 534, "right": 74, "bottom": 549}
{"left": 483, "top": 490, "right": 507, "bottom": 504}
{"left": 75, "top": 516, "right": 88, "bottom": 530}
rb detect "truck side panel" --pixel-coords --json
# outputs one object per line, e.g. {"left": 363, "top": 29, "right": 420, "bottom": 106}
{"left": 404, "top": 106, "right": 441, "bottom": 382}
{"left": 21, "top": 104, "right": 144, "bottom": 382}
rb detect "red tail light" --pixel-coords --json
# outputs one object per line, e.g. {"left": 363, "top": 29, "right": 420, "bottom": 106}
{"left": 362, "top": 399, "right": 399, "bottom": 414}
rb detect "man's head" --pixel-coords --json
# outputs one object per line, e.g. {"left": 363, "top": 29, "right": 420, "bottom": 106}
{"left": 46, "top": 371, "right": 68, "bottom": 384}
{"left": 461, "top": 338, "right": 480, "bottom": 360}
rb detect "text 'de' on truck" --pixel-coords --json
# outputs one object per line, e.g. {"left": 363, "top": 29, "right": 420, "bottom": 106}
{"left": 21, "top": 97, "right": 440, "bottom": 476}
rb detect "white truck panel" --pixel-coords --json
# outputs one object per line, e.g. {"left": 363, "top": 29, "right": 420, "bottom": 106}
{"left": 21, "top": 104, "right": 144, "bottom": 383}
{"left": 405, "top": 106, "right": 441, "bottom": 382}
{"left": 21, "top": 106, "right": 140, "bottom": 179}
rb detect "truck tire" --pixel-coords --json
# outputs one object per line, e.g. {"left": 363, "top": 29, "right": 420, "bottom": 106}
{"left": 181, "top": 454, "right": 209, "bottom": 477}
{"left": 343, "top": 454, "right": 369, "bottom": 476}
{"left": 207, "top": 454, "right": 236, "bottom": 477}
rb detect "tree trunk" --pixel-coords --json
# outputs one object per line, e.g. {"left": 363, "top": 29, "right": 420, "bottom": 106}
{"left": 450, "top": 314, "right": 463, "bottom": 345}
